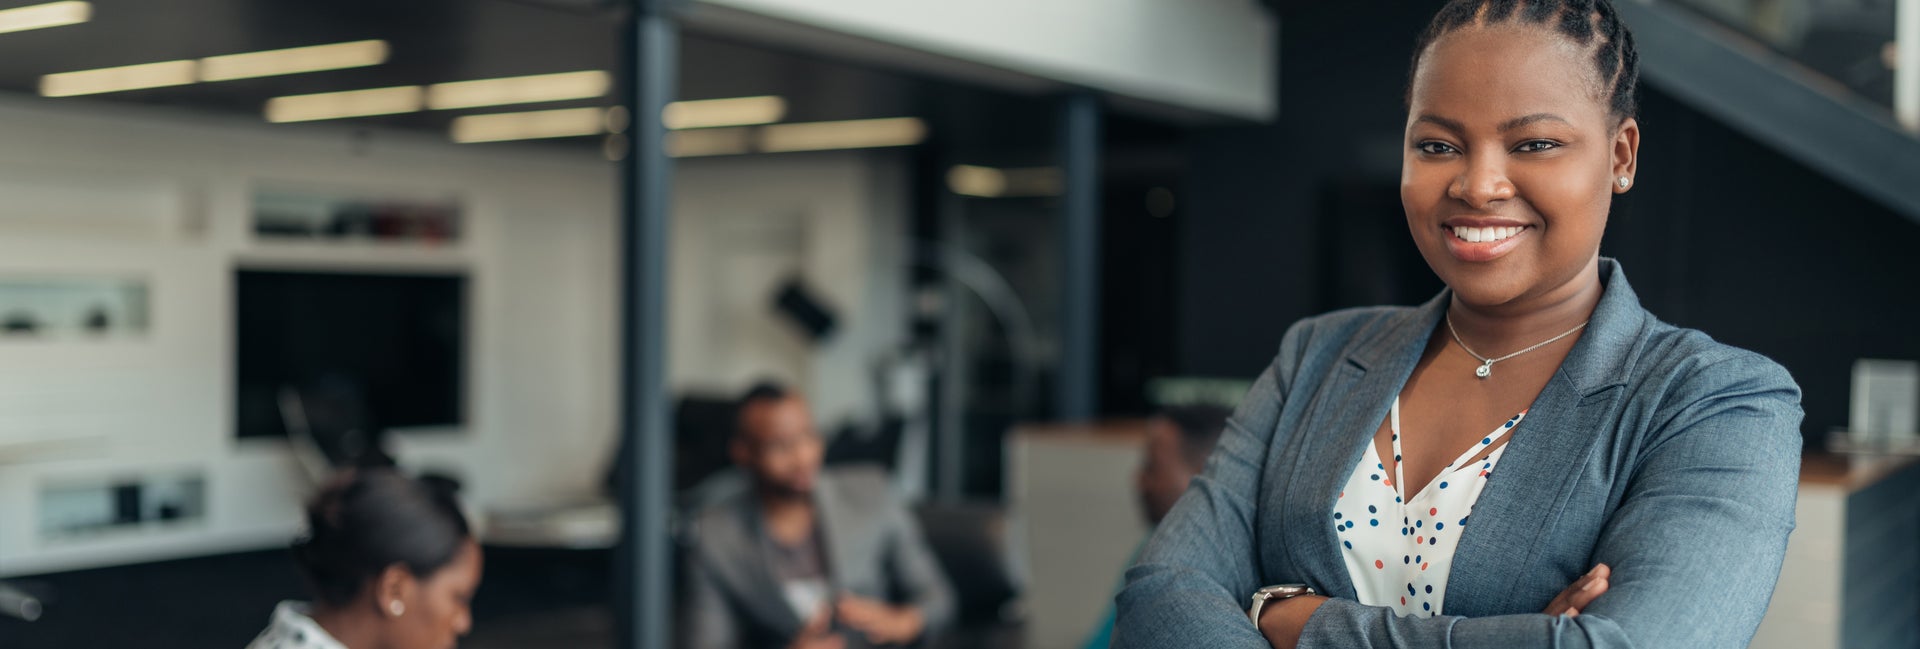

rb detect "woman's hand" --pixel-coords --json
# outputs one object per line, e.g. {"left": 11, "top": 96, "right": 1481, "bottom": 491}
{"left": 1543, "top": 563, "right": 1611, "bottom": 617}
{"left": 1256, "top": 594, "right": 1329, "bottom": 649}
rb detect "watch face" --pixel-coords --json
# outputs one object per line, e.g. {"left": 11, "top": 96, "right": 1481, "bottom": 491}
{"left": 1257, "top": 584, "right": 1310, "bottom": 599}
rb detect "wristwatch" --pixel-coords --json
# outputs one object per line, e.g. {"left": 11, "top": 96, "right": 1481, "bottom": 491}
{"left": 1248, "top": 584, "right": 1316, "bottom": 624}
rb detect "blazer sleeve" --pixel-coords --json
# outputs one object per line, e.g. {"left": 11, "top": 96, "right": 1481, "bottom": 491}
{"left": 1293, "top": 351, "right": 1804, "bottom": 649}
{"left": 883, "top": 491, "right": 958, "bottom": 638}
{"left": 1113, "top": 318, "right": 1316, "bottom": 648}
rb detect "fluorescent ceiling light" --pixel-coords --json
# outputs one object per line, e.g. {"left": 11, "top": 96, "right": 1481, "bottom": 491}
{"left": 0, "top": 1, "right": 91, "bottom": 36}
{"left": 663, "top": 95, "right": 786, "bottom": 130}
{"left": 199, "top": 40, "right": 388, "bottom": 82}
{"left": 266, "top": 86, "right": 423, "bottom": 123}
{"left": 759, "top": 117, "right": 926, "bottom": 153}
{"left": 947, "top": 165, "right": 1063, "bottom": 198}
{"left": 667, "top": 127, "right": 753, "bottom": 157}
{"left": 427, "top": 70, "right": 610, "bottom": 110}
{"left": 40, "top": 60, "right": 195, "bottom": 97}
{"left": 451, "top": 107, "right": 607, "bottom": 143}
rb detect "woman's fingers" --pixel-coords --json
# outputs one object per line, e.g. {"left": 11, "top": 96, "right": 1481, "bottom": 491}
{"left": 1544, "top": 564, "right": 1611, "bottom": 616}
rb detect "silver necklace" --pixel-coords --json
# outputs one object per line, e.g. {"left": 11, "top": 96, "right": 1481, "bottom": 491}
{"left": 1445, "top": 314, "right": 1589, "bottom": 379}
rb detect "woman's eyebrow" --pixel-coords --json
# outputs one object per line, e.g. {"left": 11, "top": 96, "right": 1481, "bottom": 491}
{"left": 1413, "top": 114, "right": 1464, "bottom": 132}
{"left": 1412, "top": 113, "right": 1572, "bottom": 134}
{"left": 1499, "top": 113, "right": 1571, "bottom": 132}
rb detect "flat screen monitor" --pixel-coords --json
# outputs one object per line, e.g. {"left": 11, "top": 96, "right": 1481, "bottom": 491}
{"left": 235, "top": 270, "right": 467, "bottom": 439}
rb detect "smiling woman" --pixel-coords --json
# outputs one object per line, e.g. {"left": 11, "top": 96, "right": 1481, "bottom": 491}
{"left": 1114, "top": 1, "right": 1803, "bottom": 648}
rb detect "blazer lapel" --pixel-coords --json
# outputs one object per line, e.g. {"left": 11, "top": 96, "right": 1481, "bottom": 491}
{"left": 1442, "top": 259, "right": 1646, "bottom": 616}
{"left": 1269, "top": 292, "right": 1447, "bottom": 600}
{"left": 810, "top": 472, "right": 857, "bottom": 593}
{"left": 708, "top": 495, "right": 806, "bottom": 635}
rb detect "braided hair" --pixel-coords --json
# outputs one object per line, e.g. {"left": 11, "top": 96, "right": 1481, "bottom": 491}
{"left": 1407, "top": 0, "right": 1641, "bottom": 125}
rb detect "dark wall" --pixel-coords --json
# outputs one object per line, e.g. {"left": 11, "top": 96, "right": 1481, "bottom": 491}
{"left": 1172, "top": 1, "right": 1920, "bottom": 443}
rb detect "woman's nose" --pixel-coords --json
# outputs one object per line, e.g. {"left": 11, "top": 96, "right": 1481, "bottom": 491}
{"left": 1449, "top": 156, "right": 1516, "bottom": 208}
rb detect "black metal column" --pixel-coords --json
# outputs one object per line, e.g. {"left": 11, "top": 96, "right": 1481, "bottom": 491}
{"left": 1056, "top": 92, "right": 1102, "bottom": 421}
{"left": 616, "top": 2, "right": 677, "bottom": 649}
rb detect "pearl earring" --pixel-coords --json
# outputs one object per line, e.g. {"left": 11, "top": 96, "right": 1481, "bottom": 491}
{"left": 1617, "top": 176, "right": 1631, "bottom": 189}
{"left": 388, "top": 600, "right": 405, "bottom": 617}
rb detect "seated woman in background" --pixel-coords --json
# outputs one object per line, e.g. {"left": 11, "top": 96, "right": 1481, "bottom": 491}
{"left": 247, "top": 469, "right": 483, "bottom": 649}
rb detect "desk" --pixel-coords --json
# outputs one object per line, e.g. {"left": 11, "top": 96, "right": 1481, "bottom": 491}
{"left": 1753, "top": 452, "right": 1920, "bottom": 649}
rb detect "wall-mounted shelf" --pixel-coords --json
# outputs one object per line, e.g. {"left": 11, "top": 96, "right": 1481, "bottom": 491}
{"left": 0, "top": 277, "right": 149, "bottom": 342}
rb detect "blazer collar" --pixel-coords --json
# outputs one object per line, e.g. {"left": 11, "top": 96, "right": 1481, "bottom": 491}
{"left": 1344, "top": 258, "right": 1645, "bottom": 396}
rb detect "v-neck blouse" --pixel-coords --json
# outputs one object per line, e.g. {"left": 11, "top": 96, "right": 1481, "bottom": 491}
{"left": 1333, "top": 397, "right": 1526, "bottom": 618}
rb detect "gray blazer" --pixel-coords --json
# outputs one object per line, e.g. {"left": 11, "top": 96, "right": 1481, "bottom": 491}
{"left": 681, "top": 465, "right": 956, "bottom": 649}
{"left": 1115, "top": 259, "right": 1803, "bottom": 648}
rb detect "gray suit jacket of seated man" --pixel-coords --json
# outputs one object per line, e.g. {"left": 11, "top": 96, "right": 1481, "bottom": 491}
{"left": 680, "top": 465, "right": 957, "bottom": 649}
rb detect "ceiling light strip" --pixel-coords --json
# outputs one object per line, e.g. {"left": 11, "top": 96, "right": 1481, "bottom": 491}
{"left": 0, "top": 1, "right": 91, "bottom": 36}
{"left": 40, "top": 60, "right": 195, "bottom": 97}
{"left": 426, "top": 71, "right": 611, "bottom": 110}
{"left": 266, "top": 86, "right": 423, "bottom": 123}
{"left": 450, "top": 107, "right": 608, "bottom": 143}
{"left": 758, "top": 117, "right": 927, "bottom": 153}
{"left": 199, "top": 40, "right": 389, "bottom": 82}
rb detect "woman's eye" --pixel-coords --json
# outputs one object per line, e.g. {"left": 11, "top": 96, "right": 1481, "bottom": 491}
{"left": 1416, "top": 141, "right": 1457, "bottom": 155}
{"left": 1516, "top": 140, "right": 1560, "bottom": 153}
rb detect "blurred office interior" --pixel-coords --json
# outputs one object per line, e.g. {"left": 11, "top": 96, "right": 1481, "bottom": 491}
{"left": 0, "top": 0, "right": 1915, "bottom": 647}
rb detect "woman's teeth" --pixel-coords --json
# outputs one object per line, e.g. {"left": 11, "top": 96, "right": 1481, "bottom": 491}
{"left": 1450, "top": 226, "right": 1524, "bottom": 243}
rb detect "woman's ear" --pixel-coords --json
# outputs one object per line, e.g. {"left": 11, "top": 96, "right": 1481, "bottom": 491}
{"left": 1612, "top": 117, "right": 1640, "bottom": 193}
{"left": 375, "top": 563, "right": 414, "bottom": 618}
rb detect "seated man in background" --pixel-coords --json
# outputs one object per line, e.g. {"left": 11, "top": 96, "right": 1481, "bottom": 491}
{"left": 681, "top": 383, "right": 955, "bottom": 649}
{"left": 1081, "top": 404, "right": 1232, "bottom": 649}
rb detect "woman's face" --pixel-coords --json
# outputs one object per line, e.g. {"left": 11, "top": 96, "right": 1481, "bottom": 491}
{"left": 390, "top": 539, "right": 483, "bottom": 649}
{"left": 1401, "top": 24, "right": 1637, "bottom": 308}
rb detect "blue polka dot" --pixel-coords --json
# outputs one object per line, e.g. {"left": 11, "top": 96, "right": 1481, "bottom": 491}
{"left": 1429, "top": 537, "right": 1438, "bottom": 545}
{"left": 1460, "top": 516, "right": 1469, "bottom": 526}
{"left": 1369, "top": 519, "right": 1379, "bottom": 527}
{"left": 1377, "top": 463, "right": 1383, "bottom": 469}
{"left": 1425, "top": 585, "right": 1433, "bottom": 594}
{"left": 1370, "top": 474, "right": 1380, "bottom": 481}
{"left": 1403, "top": 556, "right": 1410, "bottom": 564}
{"left": 1439, "top": 481, "right": 1449, "bottom": 489}
{"left": 1415, "top": 555, "right": 1422, "bottom": 563}
{"left": 1481, "top": 437, "right": 1491, "bottom": 445}
{"left": 1401, "top": 527, "right": 1409, "bottom": 536}
{"left": 1407, "top": 584, "right": 1416, "bottom": 595}
{"left": 1346, "top": 521, "right": 1355, "bottom": 529}
{"left": 1434, "top": 522, "right": 1445, "bottom": 530}
{"left": 1395, "top": 497, "right": 1402, "bottom": 503}
{"left": 1504, "top": 421, "right": 1513, "bottom": 428}
{"left": 1416, "top": 520, "right": 1423, "bottom": 529}
{"left": 1344, "top": 540, "right": 1352, "bottom": 549}
{"left": 1483, "top": 462, "right": 1491, "bottom": 469}
{"left": 1423, "top": 602, "right": 1431, "bottom": 611}
{"left": 1368, "top": 505, "right": 1377, "bottom": 513}
{"left": 1395, "top": 454, "right": 1402, "bottom": 461}
{"left": 1334, "top": 512, "right": 1343, "bottom": 520}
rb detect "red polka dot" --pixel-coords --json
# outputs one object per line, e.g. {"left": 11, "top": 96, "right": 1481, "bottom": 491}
{"left": 1340, "top": 491, "right": 1345, "bottom": 498}
{"left": 1480, "top": 470, "right": 1489, "bottom": 476}
{"left": 1401, "top": 596, "right": 1407, "bottom": 605}
{"left": 1421, "top": 562, "right": 1430, "bottom": 571}
{"left": 1384, "top": 479, "right": 1394, "bottom": 486}
{"left": 1429, "top": 507, "right": 1437, "bottom": 516}
{"left": 1375, "top": 560, "right": 1384, "bottom": 569}
{"left": 1416, "top": 536, "right": 1424, "bottom": 544}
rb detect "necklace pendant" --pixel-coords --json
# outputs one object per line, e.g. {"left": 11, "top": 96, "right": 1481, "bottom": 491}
{"left": 1475, "top": 361, "right": 1492, "bottom": 379}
